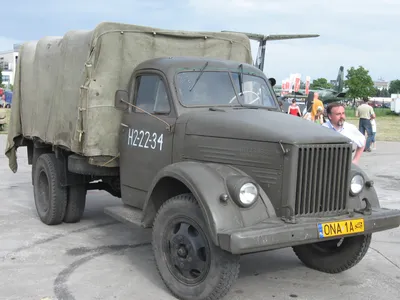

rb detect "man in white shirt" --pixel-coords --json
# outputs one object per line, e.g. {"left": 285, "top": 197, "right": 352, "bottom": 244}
{"left": 356, "top": 97, "right": 375, "bottom": 152}
{"left": 322, "top": 103, "right": 366, "bottom": 165}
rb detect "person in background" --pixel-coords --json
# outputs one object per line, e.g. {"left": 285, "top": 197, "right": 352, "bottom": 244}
{"left": 303, "top": 106, "right": 324, "bottom": 124}
{"left": 311, "top": 93, "right": 323, "bottom": 121}
{"left": 278, "top": 100, "right": 284, "bottom": 112}
{"left": 356, "top": 97, "right": 375, "bottom": 152}
{"left": 322, "top": 102, "right": 365, "bottom": 165}
{"left": 287, "top": 99, "right": 302, "bottom": 117}
{"left": 370, "top": 117, "right": 377, "bottom": 150}
{"left": 302, "top": 110, "right": 312, "bottom": 121}
{"left": 314, "top": 106, "right": 325, "bottom": 124}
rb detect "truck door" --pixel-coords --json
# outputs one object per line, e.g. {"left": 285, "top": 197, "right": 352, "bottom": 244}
{"left": 119, "top": 71, "right": 176, "bottom": 209}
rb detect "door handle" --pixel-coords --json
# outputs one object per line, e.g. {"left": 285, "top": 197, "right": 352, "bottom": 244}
{"left": 121, "top": 123, "right": 128, "bottom": 128}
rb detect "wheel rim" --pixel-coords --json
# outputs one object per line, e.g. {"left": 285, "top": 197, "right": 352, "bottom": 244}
{"left": 162, "top": 216, "right": 211, "bottom": 285}
{"left": 37, "top": 170, "right": 50, "bottom": 213}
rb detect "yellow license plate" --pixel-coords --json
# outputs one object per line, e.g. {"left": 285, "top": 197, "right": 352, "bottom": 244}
{"left": 318, "top": 219, "right": 364, "bottom": 238}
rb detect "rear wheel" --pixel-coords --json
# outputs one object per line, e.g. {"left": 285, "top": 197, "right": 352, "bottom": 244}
{"left": 63, "top": 184, "right": 87, "bottom": 223}
{"left": 33, "top": 153, "right": 67, "bottom": 225}
{"left": 152, "top": 193, "right": 240, "bottom": 300}
{"left": 292, "top": 234, "right": 372, "bottom": 273}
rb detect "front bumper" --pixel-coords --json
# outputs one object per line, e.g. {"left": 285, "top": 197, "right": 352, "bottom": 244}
{"left": 218, "top": 208, "right": 400, "bottom": 254}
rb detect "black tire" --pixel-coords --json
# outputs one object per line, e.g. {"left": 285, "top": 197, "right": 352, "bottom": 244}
{"left": 292, "top": 234, "right": 372, "bottom": 273}
{"left": 63, "top": 184, "right": 87, "bottom": 223}
{"left": 152, "top": 193, "right": 240, "bottom": 300}
{"left": 33, "top": 153, "right": 67, "bottom": 225}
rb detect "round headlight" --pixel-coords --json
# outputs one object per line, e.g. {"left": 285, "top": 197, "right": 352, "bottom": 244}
{"left": 350, "top": 174, "right": 364, "bottom": 195}
{"left": 239, "top": 183, "right": 258, "bottom": 206}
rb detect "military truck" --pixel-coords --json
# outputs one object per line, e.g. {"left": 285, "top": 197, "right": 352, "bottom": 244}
{"left": 5, "top": 22, "right": 400, "bottom": 300}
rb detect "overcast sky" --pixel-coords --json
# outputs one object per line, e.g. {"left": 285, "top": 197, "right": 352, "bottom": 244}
{"left": 2, "top": 0, "right": 399, "bottom": 83}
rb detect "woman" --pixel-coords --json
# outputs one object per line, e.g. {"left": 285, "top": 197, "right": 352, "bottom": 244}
{"left": 287, "top": 99, "right": 302, "bottom": 117}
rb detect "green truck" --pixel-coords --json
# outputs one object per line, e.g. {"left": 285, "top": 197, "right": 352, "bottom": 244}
{"left": 5, "top": 22, "right": 400, "bottom": 300}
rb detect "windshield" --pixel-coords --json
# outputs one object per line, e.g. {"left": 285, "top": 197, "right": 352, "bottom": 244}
{"left": 175, "top": 70, "right": 277, "bottom": 108}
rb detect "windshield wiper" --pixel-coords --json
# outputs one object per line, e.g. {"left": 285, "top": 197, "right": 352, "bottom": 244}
{"left": 189, "top": 61, "right": 209, "bottom": 92}
{"left": 238, "top": 64, "right": 244, "bottom": 95}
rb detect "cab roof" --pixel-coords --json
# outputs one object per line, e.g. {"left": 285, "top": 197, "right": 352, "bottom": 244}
{"left": 135, "top": 56, "right": 264, "bottom": 77}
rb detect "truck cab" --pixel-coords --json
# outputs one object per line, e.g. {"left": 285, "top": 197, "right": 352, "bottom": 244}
{"left": 116, "top": 56, "right": 280, "bottom": 210}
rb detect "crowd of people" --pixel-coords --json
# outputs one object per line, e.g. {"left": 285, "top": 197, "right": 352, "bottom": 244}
{"left": 280, "top": 92, "right": 377, "bottom": 165}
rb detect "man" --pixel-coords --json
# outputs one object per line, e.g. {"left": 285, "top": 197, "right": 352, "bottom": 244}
{"left": 311, "top": 93, "right": 324, "bottom": 121}
{"left": 356, "top": 97, "right": 375, "bottom": 152}
{"left": 322, "top": 102, "right": 365, "bottom": 165}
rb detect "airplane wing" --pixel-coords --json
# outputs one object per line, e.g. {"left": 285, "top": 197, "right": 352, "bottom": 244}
{"left": 221, "top": 31, "right": 319, "bottom": 71}
{"left": 221, "top": 31, "right": 320, "bottom": 41}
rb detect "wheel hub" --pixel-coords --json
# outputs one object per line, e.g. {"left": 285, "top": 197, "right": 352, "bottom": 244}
{"left": 177, "top": 245, "right": 188, "bottom": 258}
{"left": 164, "top": 221, "right": 211, "bottom": 285}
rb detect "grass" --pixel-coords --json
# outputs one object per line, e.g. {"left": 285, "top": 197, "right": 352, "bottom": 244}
{"left": 345, "top": 108, "right": 400, "bottom": 142}
{"left": 344, "top": 107, "right": 394, "bottom": 118}
{"left": 1, "top": 107, "right": 399, "bottom": 141}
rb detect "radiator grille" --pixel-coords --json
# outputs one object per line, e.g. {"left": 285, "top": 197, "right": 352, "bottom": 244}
{"left": 295, "top": 144, "right": 352, "bottom": 216}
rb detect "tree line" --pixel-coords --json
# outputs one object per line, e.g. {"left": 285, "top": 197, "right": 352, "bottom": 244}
{"left": 309, "top": 66, "right": 400, "bottom": 100}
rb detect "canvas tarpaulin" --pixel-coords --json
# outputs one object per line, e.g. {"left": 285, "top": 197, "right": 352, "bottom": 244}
{"left": 5, "top": 22, "right": 253, "bottom": 172}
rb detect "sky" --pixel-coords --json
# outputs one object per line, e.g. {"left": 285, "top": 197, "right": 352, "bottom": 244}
{"left": 2, "top": 0, "right": 399, "bottom": 83}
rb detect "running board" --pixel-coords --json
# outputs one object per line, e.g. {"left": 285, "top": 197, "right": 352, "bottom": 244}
{"left": 104, "top": 204, "right": 144, "bottom": 227}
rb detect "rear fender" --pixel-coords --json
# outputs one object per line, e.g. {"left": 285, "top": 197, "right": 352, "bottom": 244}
{"left": 142, "top": 161, "right": 276, "bottom": 246}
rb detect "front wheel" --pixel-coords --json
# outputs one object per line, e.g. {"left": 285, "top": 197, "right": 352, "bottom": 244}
{"left": 152, "top": 193, "right": 240, "bottom": 300}
{"left": 292, "top": 234, "right": 372, "bottom": 273}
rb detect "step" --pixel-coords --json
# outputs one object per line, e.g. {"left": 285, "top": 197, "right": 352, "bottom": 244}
{"left": 104, "top": 204, "right": 144, "bottom": 227}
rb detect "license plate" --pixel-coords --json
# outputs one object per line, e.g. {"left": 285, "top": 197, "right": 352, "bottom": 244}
{"left": 317, "top": 219, "right": 364, "bottom": 238}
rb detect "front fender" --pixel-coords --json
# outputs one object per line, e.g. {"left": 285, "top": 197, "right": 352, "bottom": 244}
{"left": 347, "top": 164, "right": 380, "bottom": 211}
{"left": 141, "top": 161, "right": 276, "bottom": 246}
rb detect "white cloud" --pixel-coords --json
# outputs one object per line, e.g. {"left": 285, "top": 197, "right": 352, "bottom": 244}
{"left": 189, "top": 0, "right": 400, "bottom": 16}
{"left": 3, "top": 0, "right": 399, "bottom": 83}
{"left": 188, "top": 0, "right": 400, "bottom": 82}
{"left": 13, "top": 0, "right": 165, "bottom": 14}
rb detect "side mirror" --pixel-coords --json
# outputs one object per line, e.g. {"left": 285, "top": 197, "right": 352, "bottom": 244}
{"left": 115, "top": 90, "right": 129, "bottom": 110}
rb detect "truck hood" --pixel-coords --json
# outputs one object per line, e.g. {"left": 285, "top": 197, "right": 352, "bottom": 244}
{"left": 182, "top": 108, "right": 351, "bottom": 145}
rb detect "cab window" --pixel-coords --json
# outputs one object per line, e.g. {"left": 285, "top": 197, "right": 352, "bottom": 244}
{"left": 134, "top": 75, "right": 171, "bottom": 114}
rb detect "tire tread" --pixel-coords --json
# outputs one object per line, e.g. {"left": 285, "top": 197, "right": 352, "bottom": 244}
{"left": 34, "top": 153, "right": 67, "bottom": 225}
{"left": 293, "top": 234, "right": 372, "bottom": 274}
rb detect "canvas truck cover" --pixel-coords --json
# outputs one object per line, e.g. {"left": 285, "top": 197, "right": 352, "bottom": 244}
{"left": 5, "top": 22, "right": 253, "bottom": 172}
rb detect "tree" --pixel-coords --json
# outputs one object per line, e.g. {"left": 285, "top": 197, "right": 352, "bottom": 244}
{"left": 381, "top": 88, "right": 390, "bottom": 97}
{"left": 374, "top": 87, "right": 390, "bottom": 97}
{"left": 389, "top": 79, "right": 400, "bottom": 95}
{"left": 310, "top": 78, "right": 333, "bottom": 90}
{"left": 344, "top": 66, "right": 375, "bottom": 101}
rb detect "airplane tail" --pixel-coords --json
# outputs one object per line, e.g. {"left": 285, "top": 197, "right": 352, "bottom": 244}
{"left": 335, "top": 66, "right": 344, "bottom": 93}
